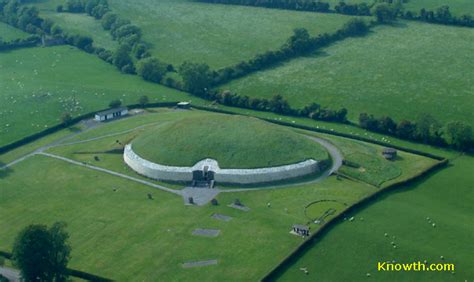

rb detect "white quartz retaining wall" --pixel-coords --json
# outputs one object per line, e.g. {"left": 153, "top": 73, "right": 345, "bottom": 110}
{"left": 124, "top": 144, "right": 320, "bottom": 184}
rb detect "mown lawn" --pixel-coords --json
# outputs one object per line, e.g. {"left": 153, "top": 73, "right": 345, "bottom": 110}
{"left": 107, "top": 0, "right": 354, "bottom": 68}
{"left": 0, "top": 46, "right": 199, "bottom": 147}
{"left": 0, "top": 22, "right": 30, "bottom": 41}
{"left": 275, "top": 155, "right": 474, "bottom": 281}
{"left": 132, "top": 113, "right": 329, "bottom": 168}
{"left": 0, "top": 154, "right": 376, "bottom": 281}
{"left": 222, "top": 21, "right": 474, "bottom": 125}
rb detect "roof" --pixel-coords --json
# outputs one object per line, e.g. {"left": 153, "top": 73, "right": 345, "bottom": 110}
{"left": 95, "top": 107, "right": 127, "bottom": 117}
{"left": 383, "top": 148, "right": 397, "bottom": 154}
{"left": 177, "top": 102, "right": 191, "bottom": 106}
{"left": 293, "top": 224, "right": 309, "bottom": 231}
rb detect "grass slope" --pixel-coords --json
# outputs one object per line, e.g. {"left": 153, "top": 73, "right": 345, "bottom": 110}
{"left": 0, "top": 22, "right": 30, "bottom": 41}
{"left": 0, "top": 155, "right": 376, "bottom": 281}
{"left": 132, "top": 113, "right": 329, "bottom": 168}
{"left": 275, "top": 155, "right": 474, "bottom": 281}
{"left": 222, "top": 21, "right": 474, "bottom": 124}
{"left": 0, "top": 46, "right": 196, "bottom": 147}
{"left": 108, "top": 0, "right": 353, "bottom": 68}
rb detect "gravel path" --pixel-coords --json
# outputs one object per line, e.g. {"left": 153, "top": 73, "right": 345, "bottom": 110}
{"left": 38, "top": 152, "right": 182, "bottom": 195}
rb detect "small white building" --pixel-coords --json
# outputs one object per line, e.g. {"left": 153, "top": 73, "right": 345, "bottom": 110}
{"left": 177, "top": 101, "right": 191, "bottom": 109}
{"left": 95, "top": 107, "right": 128, "bottom": 122}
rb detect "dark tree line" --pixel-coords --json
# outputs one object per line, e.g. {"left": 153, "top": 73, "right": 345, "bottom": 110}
{"left": 401, "top": 5, "right": 474, "bottom": 27}
{"left": 0, "top": 34, "right": 40, "bottom": 51}
{"left": 206, "top": 90, "right": 348, "bottom": 122}
{"left": 195, "top": 0, "right": 375, "bottom": 16}
{"left": 359, "top": 113, "right": 473, "bottom": 151}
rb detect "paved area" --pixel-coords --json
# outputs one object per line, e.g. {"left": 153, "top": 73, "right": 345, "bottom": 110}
{"left": 192, "top": 229, "right": 221, "bottom": 237}
{"left": 182, "top": 259, "right": 218, "bottom": 268}
{"left": 181, "top": 187, "right": 219, "bottom": 206}
{"left": 228, "top": 203, "right": 251, "bottom": 212}
{"left": 211, "top": 213, "right": 233, "bottom": 222}
{"left": 0, "top": 266, "right": 20, "bottom": 282}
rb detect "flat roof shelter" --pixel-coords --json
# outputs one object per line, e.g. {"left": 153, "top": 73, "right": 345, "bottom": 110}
{"left": 95, "top": 107, "right": 128, "bottom": 122}
{"left": 177, "top": 102, "right": 191, "bottom": 109}
{"left": 382, "top": 148, "right": 397, "bottom": 160}
{"left": 292, "top": 224, "right": 310, "bottom": 237}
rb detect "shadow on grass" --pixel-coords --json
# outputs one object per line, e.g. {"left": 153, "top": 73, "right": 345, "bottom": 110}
{"left": 0, "top": 162, "right": 14, "bottom": 179}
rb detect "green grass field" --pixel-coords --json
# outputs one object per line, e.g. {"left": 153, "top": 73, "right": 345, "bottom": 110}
{"left": 0, "top": 108, "right": 440, "bottom": 280}
{"left": 222, "top": 21, "right": 474, "bottom": 125}
{"left": 0, "top": 22, "right": 30, "bottom": 41}
{"left": 27, "top": 0, "right": 118, "bottom": 49}
{"left": 107, "top": 0, "right": 354, "bottom": 68}
{"left": 0, "top": 45, "right": 198, "bottom": 147}
{"left": 403, "top": 0, "right": 474, "bottom": 16}
{"left": 0, "top": 154, "right": 377, "bottom": 280}
{"left": 132, "top": 113, "right": 328, "bottom": 168}
{"left": 275, "top": 155, "right": 474, "bottom": 281}
{"left": 46, "top": 13, "right": 118, "bottom": 50}
{"left": 319, "top": 134, "right": 437, "bottom": 187}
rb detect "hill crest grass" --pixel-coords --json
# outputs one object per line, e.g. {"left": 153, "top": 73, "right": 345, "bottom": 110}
{"left": 131, "top": 113, "right": 329, "bottom": 168}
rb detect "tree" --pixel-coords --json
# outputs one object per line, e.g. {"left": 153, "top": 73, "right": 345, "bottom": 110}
{"left": 341, "top": 18, "right": 369, "bottom": 36}
{"left": 109, "top": 99, "right": 122, "bottom": 108}
{"left": 12, "top": 222, "right": 71, "bottom": 282}
{"left": 101, "top": 12, "right": 117, "bottom": 30}
{"left": 286, "top": 28, "right": 311, "bottom": 53}
{"left": 396, "top": 120, "right": 416, "bottom": 139}
{"left": 61, "top": 112, "right": 72, "bottom": 125}
{"left": 372, "top": 3, "right": 397, "bottom": 23}
{"left": 112, "top": 44, "right": 133, "bottom": 72}
{"left": 178, "top": 62, "right": 213, "bottom": 95}
{"left": 136, "top": 57, "right": 167, "bottom": 83}
{"left": 138, "top": 95, "right": 149, "bottom": 106}
{"left": 415, "top": 113, "right": 441, "bottom": 143}
{"left": 445, "top": 121, "right": 473, "bottom": 150}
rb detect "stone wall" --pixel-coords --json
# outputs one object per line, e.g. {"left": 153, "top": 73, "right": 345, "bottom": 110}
{"left": 124, "top": 144, "right": 321, "bottom": 184}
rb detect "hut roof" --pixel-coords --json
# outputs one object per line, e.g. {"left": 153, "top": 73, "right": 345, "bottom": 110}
{"left": 96, "top": 107, "right": 127, "bottom": 117}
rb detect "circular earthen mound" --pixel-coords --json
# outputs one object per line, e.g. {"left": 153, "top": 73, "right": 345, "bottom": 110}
{"left": 131, "top": 114, "right": 328, "bottom": 169}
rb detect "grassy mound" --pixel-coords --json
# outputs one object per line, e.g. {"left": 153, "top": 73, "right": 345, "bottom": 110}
{"left": 132, "top": 114, "right": 328, "bottom": 168}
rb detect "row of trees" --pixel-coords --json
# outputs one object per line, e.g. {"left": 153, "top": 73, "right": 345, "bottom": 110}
{"left": 401, "top": 6, "right": 474, "bottom": 27}
{"left": 196, "top": 0, "right": 405, "bottom": 17}
{"left": 359, "top": 113, "right": 473, "bottom": 150}
{"left": 59, "top": 0, "right": 156, "bottom": 75}
{"left": 0, "top": 34, "right": 40, "bottom": 51}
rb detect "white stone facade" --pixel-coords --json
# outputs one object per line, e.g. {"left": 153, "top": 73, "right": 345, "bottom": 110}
{"left": 123, "top": 144, "right": 321, "bottom": 184}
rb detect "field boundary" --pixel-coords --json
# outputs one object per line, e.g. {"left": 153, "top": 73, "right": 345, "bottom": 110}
{"left": 260, "top": 158, "right": 449, "bottom": 281}
{"left": 0, "top": 251, "right": 113, "bottom": 282}
{"left": 191, "top": 105, "right": 446, "bottom": 161}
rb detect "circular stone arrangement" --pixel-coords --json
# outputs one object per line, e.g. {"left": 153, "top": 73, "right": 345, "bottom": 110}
{"left": 124, "top": 114, "right": 330, "bottom": 184}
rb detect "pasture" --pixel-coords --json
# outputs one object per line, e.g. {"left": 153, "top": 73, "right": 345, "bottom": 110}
{"left": 0, "top": 45, "right": 196, "bottom": 147}
{"left": 0, "top": 22, "right": 30, "bottom": 41}
{"left": 107, "top": 0, "right": 354, "bottom": 68}
{"left": 275, "top": 155, "right": 474, "bottom": 281}
{"left": 222, "top": 21, "right": 474, "bottom": 125}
